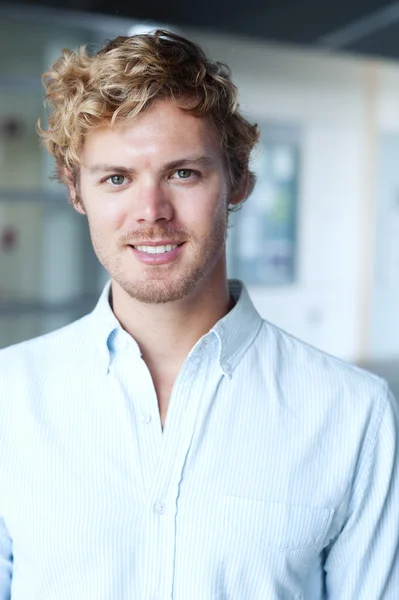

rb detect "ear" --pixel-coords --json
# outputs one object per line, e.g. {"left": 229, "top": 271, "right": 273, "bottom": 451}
{"left": 64, "top": 167, "right": 86, "bottom": 215}
{"left": 229, "top": 169, "right": 249, "bottom": 207}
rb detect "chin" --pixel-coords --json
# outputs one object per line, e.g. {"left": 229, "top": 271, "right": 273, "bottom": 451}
{"left": 120, "top": 276, "right": 200, "bottom": 304}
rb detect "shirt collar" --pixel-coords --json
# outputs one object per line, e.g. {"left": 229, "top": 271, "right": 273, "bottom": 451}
{"left": 88, "top": 279, "right": 263, "bottom": 376}
{"left": 88, "top": 281, "right": 141, "bottom": 373}
{"left": 210, "top": 279, "right": 263, "bottom": 378}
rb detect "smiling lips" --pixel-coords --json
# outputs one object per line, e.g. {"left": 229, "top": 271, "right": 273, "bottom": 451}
{"left": 130, "top": 242, "right": 184, "bottom": 264}
{"left": 134, "top": 244, "right": 178, "bottom": 254}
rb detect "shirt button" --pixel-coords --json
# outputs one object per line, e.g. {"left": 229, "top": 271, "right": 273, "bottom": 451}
{"left": 140, "top": 413, "right": 152, "bottom": 424}
{"left": 154, "top": 502, "right": 166, "bottom": 515}
{"left": 222, "top": 362, "right": 232, "bottom": 377}
{"left": 115, "top": 334, "right": 129, "bottom": 351}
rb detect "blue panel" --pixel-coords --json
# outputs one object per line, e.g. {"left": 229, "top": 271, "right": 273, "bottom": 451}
{"left": 227, "top": 122, "right": 300, "bottom": 286}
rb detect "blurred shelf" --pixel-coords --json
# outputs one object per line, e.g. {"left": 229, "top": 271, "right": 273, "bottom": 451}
{"left": 0, "top": 190, "right": 68, "bottom": 204}
{"left": 0, "top": 294, "right": 98, "bottom": 315}
{"left": 0, "top": 75, "right": 42, "bottom": 92}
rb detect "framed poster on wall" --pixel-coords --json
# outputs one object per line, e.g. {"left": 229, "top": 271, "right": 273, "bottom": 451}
{"left": 227, "top": 122, "right": 300, "bottom": 286}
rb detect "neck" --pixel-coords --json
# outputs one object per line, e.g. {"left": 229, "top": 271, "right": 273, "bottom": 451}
{"left": 111, "top": 265, "right": 233, "bottom": 372}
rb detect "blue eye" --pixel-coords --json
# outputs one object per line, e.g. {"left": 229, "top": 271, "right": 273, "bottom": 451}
{"left": 108, "top": 175, "right": 126, "bottom": 185}
{"left": 176, "top": 169, "right": 193, "bottom": 179}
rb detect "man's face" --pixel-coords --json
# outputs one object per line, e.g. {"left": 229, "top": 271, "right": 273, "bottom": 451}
{"left": 73, "top": 99, "right": 244, "bottom": 304}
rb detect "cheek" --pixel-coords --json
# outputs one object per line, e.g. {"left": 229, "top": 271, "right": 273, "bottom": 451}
{"left": 84, "top": 198, "right": 128, "bottom": 235}
{"left": 183, "top": 188, "right": 228, "bottom": 227}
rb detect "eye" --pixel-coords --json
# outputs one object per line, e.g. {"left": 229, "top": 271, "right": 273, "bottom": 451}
{"left": 175, "top": 169, "right": 193, "bottom": 179}
{"left": 107, "top": 174, "right": 127, "bottom": 186}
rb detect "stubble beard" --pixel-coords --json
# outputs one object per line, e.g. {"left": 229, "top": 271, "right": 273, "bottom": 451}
{"left": 90, "top": 212, "right": 228, "bottom": 305}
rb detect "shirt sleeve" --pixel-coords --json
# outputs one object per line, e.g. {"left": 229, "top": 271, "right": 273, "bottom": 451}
{"left": 324, "top": 384, "right": 399, "bottom": 599}
{"left": 0, "top": 518, "right": 12, "bottom": 599}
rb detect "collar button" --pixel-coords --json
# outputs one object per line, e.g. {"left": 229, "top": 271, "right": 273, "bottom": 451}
{"left": 222, "top": 362, "right": 232, "bottom": 377}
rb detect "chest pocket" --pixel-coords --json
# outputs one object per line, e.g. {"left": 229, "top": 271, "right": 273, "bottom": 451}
{"left": 216, "top": 497, "right": 334, "bottom": 599}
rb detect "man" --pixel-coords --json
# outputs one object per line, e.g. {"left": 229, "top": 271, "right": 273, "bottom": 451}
{"left": 0, "top": 30, "right": 398, "bottom": 600}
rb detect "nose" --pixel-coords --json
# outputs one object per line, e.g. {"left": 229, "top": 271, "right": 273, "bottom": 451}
{"left": 133, "top": 179, "right": 174, "bottom": 224}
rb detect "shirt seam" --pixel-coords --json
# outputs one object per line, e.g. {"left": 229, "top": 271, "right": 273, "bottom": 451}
{"left": 336, "top": 380, "right": 390, "bottom": 521}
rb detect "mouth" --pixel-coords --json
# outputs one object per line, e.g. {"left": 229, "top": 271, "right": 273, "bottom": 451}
{"left": 130, "top": 242, "right": 184, "bottom": 255}
{"left": 128, "top": 242, "right": 185, "bottom": 264}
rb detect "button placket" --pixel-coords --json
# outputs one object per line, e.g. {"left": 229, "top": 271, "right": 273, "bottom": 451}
{"left": 113, "top": 354, "right": 161, "bottom": 501}
{"left": 142, "top": 341, "right": 219, "bottom": 600}
{"left": 140, "top": 354, "right": 201, "bottom": 600}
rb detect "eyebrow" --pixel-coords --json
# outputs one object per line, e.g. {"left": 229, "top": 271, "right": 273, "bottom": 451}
{"left": 163, "top": 155, "right": 215, "bottom": 171}
{"left": 86, "top": 155, "right": 216, "bottom": 176}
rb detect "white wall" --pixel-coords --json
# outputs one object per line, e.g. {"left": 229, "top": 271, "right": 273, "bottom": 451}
{"left": 369, "top": 64, "right": 399, "bottom": 360}
{"left": 189, "top": 30, "right": 397, "bottom": 363}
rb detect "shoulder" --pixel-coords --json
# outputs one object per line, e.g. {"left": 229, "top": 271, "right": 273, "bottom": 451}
{"left": 256, "top": 318, "right": 391, "bottom": 412}
{"left": 250, "top": 321, "right": 398, "bottom": 481}
{"left": 0, "top": 314, "right": 92, "bottom": 377}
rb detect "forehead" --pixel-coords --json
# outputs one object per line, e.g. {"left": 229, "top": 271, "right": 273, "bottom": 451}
{"left": 81, "top": 99, "right": 222, "bottom": 163}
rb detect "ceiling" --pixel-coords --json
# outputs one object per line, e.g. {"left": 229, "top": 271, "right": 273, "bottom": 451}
{"left": 6, "top": 0, "right": 399, "bottom": 60}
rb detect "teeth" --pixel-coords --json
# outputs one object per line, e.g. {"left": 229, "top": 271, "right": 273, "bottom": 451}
{"left": 135, "top": 244, "right": 177, "bottom": 254}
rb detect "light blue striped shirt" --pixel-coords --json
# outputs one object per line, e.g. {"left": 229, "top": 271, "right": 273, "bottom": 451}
{"left": 0, "top": 280, "right": 398, "bottom": 599}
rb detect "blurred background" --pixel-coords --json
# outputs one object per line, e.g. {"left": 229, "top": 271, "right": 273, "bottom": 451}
{"left": 1, "top": 0, "right": 399, "bottom": 395}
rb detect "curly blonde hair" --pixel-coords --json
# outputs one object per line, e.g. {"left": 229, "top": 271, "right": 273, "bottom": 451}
{"left": 38, "top": 29, "right": 259, "bottom": 203}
